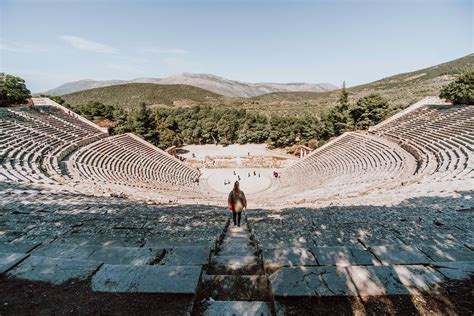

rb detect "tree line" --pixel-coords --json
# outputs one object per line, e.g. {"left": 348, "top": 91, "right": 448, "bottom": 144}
{"left": 51, "top": 85, "right": 391, "bottom": 150}
{"left": 3, "top": 71, "right": 472, "bottom": 150}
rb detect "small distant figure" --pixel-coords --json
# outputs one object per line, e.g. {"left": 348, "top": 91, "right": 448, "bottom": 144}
{"left": 228, "top": 181, "right": 247, "bottom": 227}
{"left": 248, "top": 172, "right": 250, "bottom": 177}
{"left": 253, "top": 171, "right": 256, "bottom": 176}
{"left": 233, "top": 170, "right": 236, "bottom": 175}
{"left": 248, "top": 152, "right": 250, "bottom": 156}
{"left": 192, "top": 153, "right": 196, "bottom": 158}
{"left": 258, "top": 173, "right": 260, "bottom": 177}
{"left": 238, "top": 175, "right": 241, "bottom": 181}
{"left": 273, "top": 171, "right": 279, "bottom": 179}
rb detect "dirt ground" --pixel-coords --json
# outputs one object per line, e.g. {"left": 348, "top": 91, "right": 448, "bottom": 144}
{"left": 0, "top": 275, "right": 194, "bottom": 315}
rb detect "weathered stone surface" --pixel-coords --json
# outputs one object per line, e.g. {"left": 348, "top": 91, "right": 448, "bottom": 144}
{"left": 393, "top": 265, "right": 444, "bottom": 294}
{"left": 315, "top": 267, "right": 358, "bottom": 296}
{"left": 219, "top": 242, "right": 254, "bottom": 256}
{"left": 90, "top": 246, "right": 163, "bottom": 266}
{"left": 202, "top": 274, "right": 269, "bottom": 300}
{"left": 160, "top": 246, "right": 209, "bottom": 266}
{"left": 433, "top": 261, "right": 474, "bottom": 280}
{"left": 415, "top": 243, "right": 474, "bottom": 262}
{"left": 145, "top": 239, "right": 214, "bottom": 249}
{"left": 203, "top": 301, "right": 271, "bottom": 316}
{"left": 269, "top": 266, "right": 357, "bottom": 297}
{"left": 347, "top": 265, "right": 410, "bottom": 296}
{"left": 8, "top": 255, "right": 102, "bottom": 284}
{"left": 211, "top": 255, "right": 259, "bottom": 274}
{"left": 0, "top": 252, "right": 28, "bottom": 273}
{"left": 0, "top": 241, "right": 39, "bottom": 253}
{"left": 312, "top": 246, "right": 377, "bottom": 266}
{"left": 91, "top": 264, "right": 202, "bottom": 293}
{"left": 31, "top": 244, "right": 98, "bottom": 260}
{"left": 269, "top": 268, "right": 315, "bottom": 297}
{"left": 262, "top": 247, "right": 317, "bottom": 269}
{"left": 369, "top": 245, "right": 432, "bottom": 265}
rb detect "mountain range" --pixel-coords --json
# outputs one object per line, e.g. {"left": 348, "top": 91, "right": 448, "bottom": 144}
{"left": 43, "top": 73, "right": 338, "bottom": 97}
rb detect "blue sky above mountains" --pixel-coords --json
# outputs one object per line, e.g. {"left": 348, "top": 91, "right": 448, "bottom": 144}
{"left": 1, "top": 0, "right": 472, "bottom": 92}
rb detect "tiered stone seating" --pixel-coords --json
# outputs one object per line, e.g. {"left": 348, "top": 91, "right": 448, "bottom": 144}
{"left": 370, "top": 103, "right": 474, "bottom": 181}
{"left": 246, "top": 203, "right": 473, "bottom": 312}
{"left": 276, "top": 132, "right": 416, "bottom": 197}
{"left": 0, "top": 183, "right": 227, "bottom": 306}
{"left": 0, "top": 106, "right": 107, "bottom": 184}
{"left": 67, "top": 133, "right": 201, "bottom": 194}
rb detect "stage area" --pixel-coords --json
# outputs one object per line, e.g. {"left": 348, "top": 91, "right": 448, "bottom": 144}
{"left": 180, "top": 144, "right": 294, "bottom": 160}
{"left": 201, "top": 168, "right": 274, "bottom": 195}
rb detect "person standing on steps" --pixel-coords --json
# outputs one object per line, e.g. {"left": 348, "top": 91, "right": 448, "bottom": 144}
{"left": 228, "top": 181, "right": 247, "bottom": 227}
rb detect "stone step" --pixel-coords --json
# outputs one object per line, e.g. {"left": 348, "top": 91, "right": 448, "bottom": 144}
{"left": 222, "top": 235, "right": 249, "bottom": 242}
{"left": 219, "top": 243, "right": 256, "bottom": 255}
{"left": 202, "top": 274, "right": 270, "bottom": 301}
{"left": 210, "top": 255, "right": 263, "bottom": 275}
{"left": 203, "top": 300, "right": 272, "bottom": 316}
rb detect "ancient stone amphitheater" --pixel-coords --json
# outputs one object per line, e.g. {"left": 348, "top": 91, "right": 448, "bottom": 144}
{"left": 0, "top": 97, "right": 472, "bottom": 314}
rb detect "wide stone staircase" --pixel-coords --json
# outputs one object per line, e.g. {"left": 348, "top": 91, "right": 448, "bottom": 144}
{"left": 195, "top": 219, "right": 274, "bottom": 315}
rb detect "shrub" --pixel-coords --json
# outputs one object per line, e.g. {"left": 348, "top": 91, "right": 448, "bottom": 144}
{"left": 439, "top": 72, "right": 474, "bottom": 104}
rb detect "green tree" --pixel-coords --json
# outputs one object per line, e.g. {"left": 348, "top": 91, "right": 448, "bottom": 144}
{"left": 339, "top": 81, "right": 349, "bottom": 111}
{"left": 128, "top": 103, "right": 158, "bottom": 144}
{"left": 0, "top": 73, "right": 31, "bottom": 106}
{"left": 349, "top": 93, "right": 389, "bottom": 130}
{"left": 439, "top": 72, "right": 474, "bottom": 104}
{"left": 111, "top": 107, "right": 130, "bottom": 135}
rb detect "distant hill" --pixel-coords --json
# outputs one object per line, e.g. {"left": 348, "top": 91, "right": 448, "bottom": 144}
{"left": 156, "top": 73, "right": 337, "bottom": 97}
{"left": 43, "top": 73, "right": 337, "bottom": 97}
{"left": 62, "top": 83, "right": 222, "bottom": 109}
{"left": 246, "top": 54, "right": 474, "bottom": 115}
{"left": 60, "top": 54, "right": 473, "bottom": 116}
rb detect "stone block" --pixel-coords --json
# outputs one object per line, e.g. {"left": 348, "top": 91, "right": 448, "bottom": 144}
{"left": 8, "top": 255, "right": 102, "bottom": 284}
{"left": 0, "top": 252, "right": 28, "bottom": 273}
{"left": 416, "top": 243, "right": 474, "bottom": 262}
{"left": 393, "top": 265, "right": 444, "bottom": 294}
{"left": 369, "top": 245, "right": 432, "bottom": 265}
{"left": 90, "top": 246, "right": 164, "bottom": 266}
{"left": 0, "top": 241, "right": 39, "bottom": 253}
{"left": 347, "top": 265, "right": 410, "bottom": 296}
{"left": 31, "top": 243, "right": 97, "bottom": 260}
{"left": 262, "top": 247, "right": 317, "bottom": 269}
{"left": 91, "top": 264, "right": 202, "bottom": 294}
{"left": 432, "top": 261, "right": 474, "bottom": 280}
{"left": 312, "top": 246, "right": 377, "bottom": 266}
{"left": 269, "top": 266, "right": 357, "bottom": 297}
{"left": 160, "top": 246, "right": 209, "bottom": 266}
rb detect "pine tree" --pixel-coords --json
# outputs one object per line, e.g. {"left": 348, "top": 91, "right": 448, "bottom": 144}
{"left": 339, "top": 81, "right": 349, "bottom": 111}
{"left": 129, "top": 103, "right": 158, "bottom": 144}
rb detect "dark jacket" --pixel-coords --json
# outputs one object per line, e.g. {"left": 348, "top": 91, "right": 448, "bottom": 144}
{"left": 228, "top": 190, "right": 247, "bottom": 211}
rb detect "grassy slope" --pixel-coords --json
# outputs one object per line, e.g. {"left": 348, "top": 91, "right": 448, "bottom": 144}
{"left": 62, "top": 83, "right": 222, "bottom": 109}
{"left": 246, "top": 53, "right": 474, "bottom": 115}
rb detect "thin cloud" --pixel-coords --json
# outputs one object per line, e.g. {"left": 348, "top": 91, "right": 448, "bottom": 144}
{"left": 139, "top": 47, "right": 188, "bottom": 54}
{"left": 0, "top": 39, "right": 49, "bottom": 53}
{"left": 59, "top": 35, "right": 118, "bottom": 54}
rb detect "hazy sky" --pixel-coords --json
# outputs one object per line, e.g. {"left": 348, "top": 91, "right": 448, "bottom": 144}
{"left": 1, "top": 0, "right": 472, "bottom": 92}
